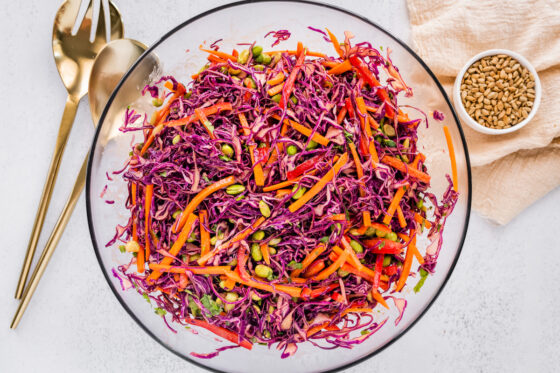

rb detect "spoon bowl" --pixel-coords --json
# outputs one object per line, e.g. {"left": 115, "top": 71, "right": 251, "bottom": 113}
{"left": 89, "top": 38, "right": 150, "bottom": 124}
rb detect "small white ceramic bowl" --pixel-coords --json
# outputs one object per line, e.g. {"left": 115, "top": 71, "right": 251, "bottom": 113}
{"left": 453, "top": 49, "right": 541, "bottom": 135}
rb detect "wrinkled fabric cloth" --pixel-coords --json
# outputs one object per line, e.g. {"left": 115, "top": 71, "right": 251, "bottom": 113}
{"left": 407, "top": 0, "right": 560, "bottom": 224}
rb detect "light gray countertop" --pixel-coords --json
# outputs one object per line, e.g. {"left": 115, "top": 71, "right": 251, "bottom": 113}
{"left": 2, "top": 1, "right": 558, "bottom": 372}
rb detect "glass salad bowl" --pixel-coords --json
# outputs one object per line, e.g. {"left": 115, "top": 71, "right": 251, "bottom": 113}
{"left": 86, "top": 1, "right": 471, "bottom": 372}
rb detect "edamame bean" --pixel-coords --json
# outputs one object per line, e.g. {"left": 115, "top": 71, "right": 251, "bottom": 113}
{"left": 251, "top": 243, "right": 263, "bottom": 261}
{"left": 226, "top": 184, "right": 246, "bottom": 195}
{"left": 252, "top": 45, "right": 263, "bottom": 56}
{"left": 292, "top": 185, "right": 306, "bottom": 200}
{"left": 237, "top": 49, "right": 250, "bottom": 64}
{"left": 262, "top": 53, "right": 271, "bottom": 65}
{"left": 386, "top": 232, "right": 398, "bottom": 242}
{"left": 383, "top": 256, "right": 392, "bottom": 266}
{"left": 268, "top": 237, "right": 281, "bottom": 246}
{"left": 255, "top": 264, "right": 272, "bottom": 278}
{"left": 306, "top": 140, "right": 319, "bottom": 150}
{"left": 286, "top": 145, "right": 298, "bottom": 155}
{"left": 252, "top": 230, "right": 265, "bottom": 241}
{"left": 259, "top": 200, "right": 271, "bottom": 218}
{"left": 350, "top": 239, "right": 364, "bottom": 253}
{"left": 221, "top": 144, "right": 234, "bottom": 157}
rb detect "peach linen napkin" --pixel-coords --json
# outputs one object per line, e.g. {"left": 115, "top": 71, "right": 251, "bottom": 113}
{"left": 406, "top": 0, "right": 560, "bottom": 224}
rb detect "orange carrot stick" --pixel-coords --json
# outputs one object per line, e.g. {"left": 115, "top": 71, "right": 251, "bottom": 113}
{"left": 131, "top": 183, "right": 144, "bottom": 273}
{"left": 381, "top": 155, "right": 431, "bottom": 184}
{"left": 271, "top": 115, "right": 330, "bottom": 146}
{"left": 147, "top": 213, "right": 198, "bottom": 282}
{"left": 267, "top": 72, "right": 285, "bottom": 86}
{"left": 306, "top": 321, "right": 332, "bottom": 338}
{"left": 261, "top": 243, "right": 270, "bottom": 265}
{"left": 371, "top": 291, "right": 389, "bottom": 309}
{"left": 288, "top": 153, "right": 348, "bottom": 213}
{"left": 296, "top": 41, "right": 303, "bottom": 56}
{"left": 336, "top": 106, "right": 347, "bottom": 124}
{"left": 267, "top": 82, "right": 285, "bottom": 96}
{"left": 368, "top": 115, "right": 380, "bottom": 130}
{"left": 166, "top": 102, "right": 233, "bottom": 128}
{"left": 207, "top": 54, "right": 226, "bottom": 64}
{"left": 239, "top": 113, "right": 265, "bottom": 186}
{"left": 268, "top": 50, "right": 327, "bottom": 58}
{"left": 312, "top": 249, "right": 348, "bottom": 281}
{"left": 337, "top": 238, "right": 364, "bottom": 270}
{"left": 136, "top": 242, "right": 145, "bottom": 273}
{"left": 199, "top": 48, "right": 237, "bottom": 61}
{"left": 443, "top": 126, "right": 458, "bottom": 192}
{"left": 275, "top": 188, "right": 293, "bottom": 197}
{"left": 194, "top": 107, "right": 216, "bottom": 139}
{"left": 144, "top": 184, "right": 154, "bottom": 260}
{"left": 395, "top": 230, "right": 416, "bottom": 292}
{"left": 410, "top": 152, "right": 426, "bottom": 169}
{"left": 396, "top": 205, "right": 407, "bottom": 228}
{"left": 326, "top": 28, "right": 345, "bottom": 58}
{"left": 322, "top": 60, "right": 339, "bottom": 68}
{"left": 327, "top": 59, "right": 352, "bottom": 75}
{"left": 355, "top": 97, "right": 370, "bottom": 135}
{"left": 263, "top": 178, "right": 300, "bottom": 192}
{"left": 142, "top": 101, "right": 229, "bottom": 153}
{"left": 291, "top": 244, "right": 326, "bottom": 278}
{"left": 223, "top": 270, "right": 302, "bottom": 298}
{"left": 349, "top": 143, "right": 371, "bottom": 226}
{"left": 383, "top": 186, "right": 406, "bottom": 225}
{"left": 148, "top": 264, "right": 231, "bottom": 275}
{"left": 414, "top": 213, "right": 432, "bottom": 229}
{"left": 199, "top": 210, "right": 210, "bottom": 256}
{"left": 173, "top": 176, "right": 235, "bottom": 233}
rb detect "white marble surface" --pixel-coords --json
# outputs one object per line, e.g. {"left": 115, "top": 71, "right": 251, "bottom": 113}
{"left": 2, "top": 0, "right": 559, "bottom": 372}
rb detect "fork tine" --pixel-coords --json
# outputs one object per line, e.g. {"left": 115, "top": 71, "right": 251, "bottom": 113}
{"left": 89, "top": 0, "right": 101, "bottom": 43}
{"left": 101, "top": 0, "right": 111, "bottom": 43}
{"left": 71, "top": 0, "right": 91, "bottom": 36}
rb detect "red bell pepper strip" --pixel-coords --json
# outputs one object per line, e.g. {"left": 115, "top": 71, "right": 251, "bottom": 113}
{"left": 384, "top": 265, "right": 398, "bottom": 277}
{"left": 349, "top": 56, "right": 380, "bottom": 87}
{"left": 280, "top": 48, "right": 307, "bottom": 108}
{"left": 286, "top": 155, "right": 322, "bottom": 180}
{"left": 376, "top": 88, "right": 395, "bottom": 118}
{"left": 348, "top": 55, "right": 395, "bottom": 118}
{"left": 186, "top": 318, "right": 253, "bottom": 350}
{"left": 309, "top": 283, "right": 339, "bottom": 299}
{"left": 236, "top": 245, "right": 251, "bottom": 281}
{"left": 345, "top": 98, "right": 355, "bottom": 119}
{"left": 372, "top": 254, "right": 384, "bottom": 291}
{"left": 255, "top": 145, "right": 270, "bottom": 164}
{"left": 363, "top": 238, "right": 403, "bottom": 254}
{"left": 302, "top": 260, "right": 326, "bottom": 278}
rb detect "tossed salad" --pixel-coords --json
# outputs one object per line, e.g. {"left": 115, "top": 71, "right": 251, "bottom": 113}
{"left": 108, "top": 28, "right": 458, "bottom": 358}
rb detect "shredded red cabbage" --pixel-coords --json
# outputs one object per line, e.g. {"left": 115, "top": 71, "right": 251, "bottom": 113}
{"left": 107, "top": 29, "right": 458, "bottom": 358}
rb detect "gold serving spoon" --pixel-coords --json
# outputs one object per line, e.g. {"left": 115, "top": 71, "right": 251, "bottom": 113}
{"left": 11, "top": 38, "right": 153, "bottom": 329}
{"left": 15, "top": 0, "right": 123, "bottom": 299}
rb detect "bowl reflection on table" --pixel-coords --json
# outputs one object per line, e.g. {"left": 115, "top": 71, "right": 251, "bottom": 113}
{"left": 86, "top": 1, "right": 471, "bottom": 372}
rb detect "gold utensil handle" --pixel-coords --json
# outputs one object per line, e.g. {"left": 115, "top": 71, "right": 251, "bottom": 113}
{"left": 14, "top": 95, "right": 79, "bottom": 299}
{"left": 11, "top": 154, "right": 88, "bottom": 329}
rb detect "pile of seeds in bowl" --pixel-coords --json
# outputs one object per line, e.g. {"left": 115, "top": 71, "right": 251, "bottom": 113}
{"left": 460, "top": 54, "right": 536, "bottom": 129}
